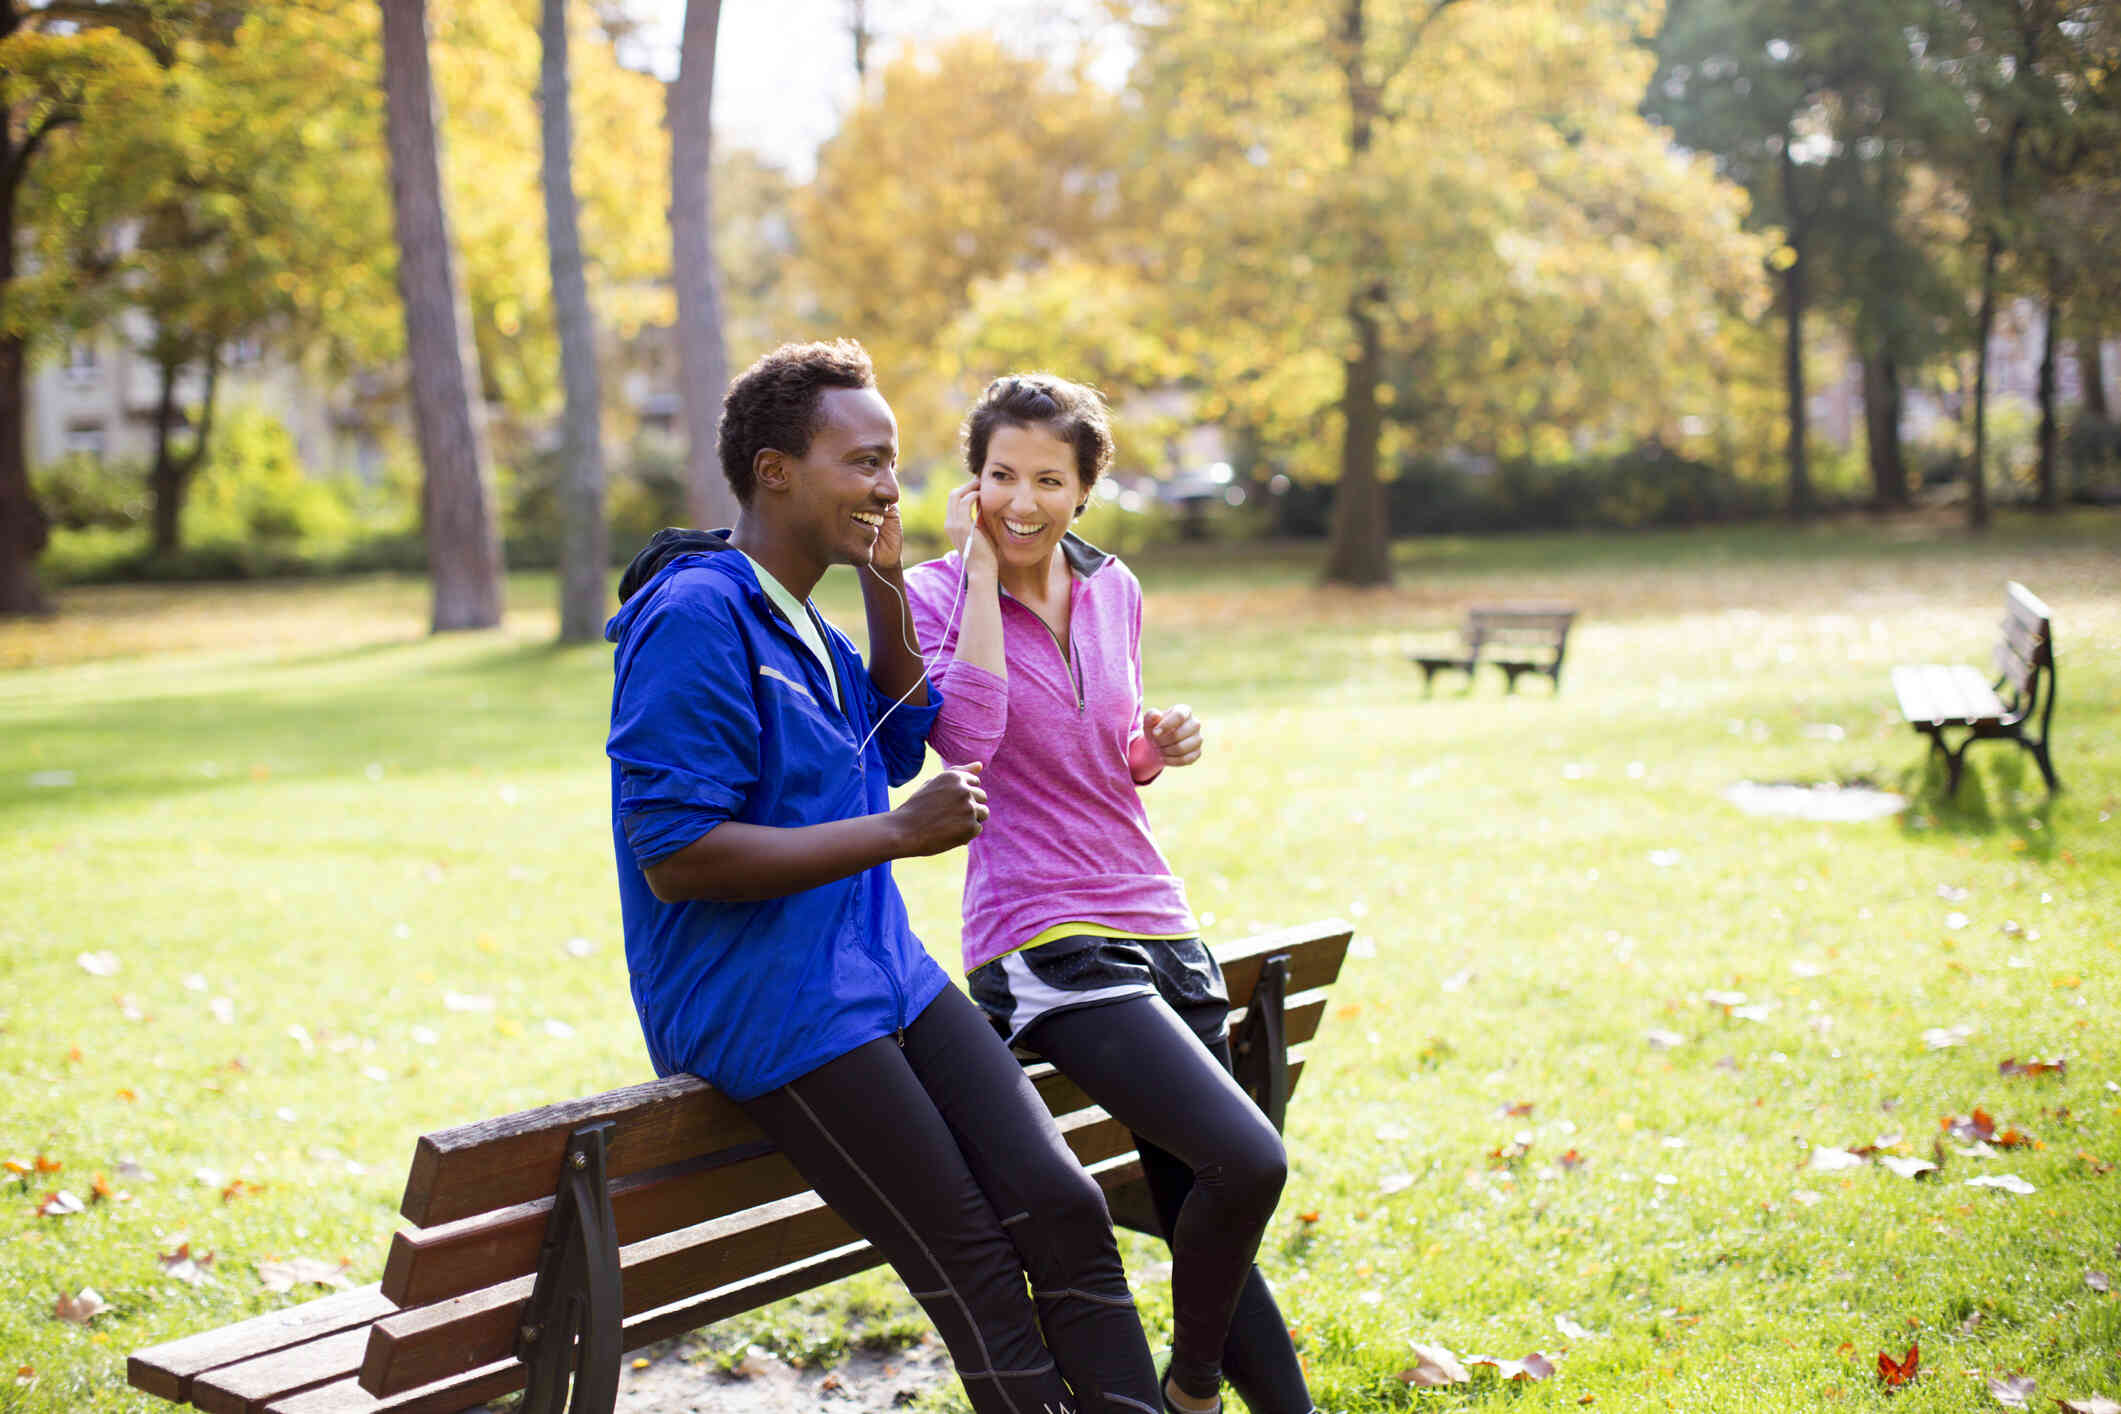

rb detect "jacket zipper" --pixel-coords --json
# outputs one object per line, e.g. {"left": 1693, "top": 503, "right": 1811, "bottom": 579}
{"left": 1003, "top": 591, "right": 1085, "bottom": 715}
{"left": 765, "top": 590, "right": 908, "bottom": 1034}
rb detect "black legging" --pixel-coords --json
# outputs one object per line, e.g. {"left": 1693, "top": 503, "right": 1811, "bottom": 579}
{"left": 740, "top": 986, "right": 1161, "bottom": 1414}
{"left": 1026, "top": 996, "right": 1315, "bottom": 1414}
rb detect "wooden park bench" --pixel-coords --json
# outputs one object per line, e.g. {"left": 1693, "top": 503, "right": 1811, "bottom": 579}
{"left": 1891, "top": 581, "right": 2060, "bottom": 796}
{"left": 129, "top": 919, "right": 1353, "bottom": 1414}
{"left": 1411, "top": 603, "right": 1577, "bottom": 693}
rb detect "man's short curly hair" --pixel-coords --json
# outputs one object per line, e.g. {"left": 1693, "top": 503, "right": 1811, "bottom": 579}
{"left": 961, "top": 373, "right": 1115, "bottom": 501}
{"left": 718, "top": 339, "right": 877, "bottom": 506}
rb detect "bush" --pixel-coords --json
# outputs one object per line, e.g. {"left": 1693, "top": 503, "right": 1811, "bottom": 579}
{"left": 186, "top": 407, "right": 358, "bottom": 550}
{"left": 34, "top": 454, "right": 151, "bottom": 531}
{"left": 1378, "top": 444, "right": 1778, "bottom": 535}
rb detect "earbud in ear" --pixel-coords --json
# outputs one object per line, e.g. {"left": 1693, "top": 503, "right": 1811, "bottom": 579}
{"left": 1076, "top": 502, "right": 1088, "bottom": 517}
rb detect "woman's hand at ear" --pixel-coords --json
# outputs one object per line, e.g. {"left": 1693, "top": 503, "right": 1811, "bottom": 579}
{"left": 944, "top": 481, "right": 999, "bottom": 580}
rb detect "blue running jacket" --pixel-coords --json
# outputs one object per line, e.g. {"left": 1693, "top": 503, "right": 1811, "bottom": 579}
{"left": 604, "top": 532, "right": 948, "bottom": 1101}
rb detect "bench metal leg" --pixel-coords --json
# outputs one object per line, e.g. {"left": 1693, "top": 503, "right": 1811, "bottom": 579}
{"left": 518, "top": 1122, "right": 622, "bottom": 1414}
{"left": 1231, "top": 954, "right": 1291, "bottom": 1133}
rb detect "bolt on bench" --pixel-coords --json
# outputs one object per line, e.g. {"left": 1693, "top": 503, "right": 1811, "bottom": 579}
{"left": 129, "top": 920, "right": 1353, "bottom": 1414}
{"left": 1891, "top": 581, "right": 2059, "bottom": 795}
{"left": 1411, "top": 603, "right": 1577, "bottom": 694}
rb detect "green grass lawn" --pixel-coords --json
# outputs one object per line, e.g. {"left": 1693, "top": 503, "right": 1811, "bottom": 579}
{"left": 3, "top": 512, "right": 2118, "bottom": 1412}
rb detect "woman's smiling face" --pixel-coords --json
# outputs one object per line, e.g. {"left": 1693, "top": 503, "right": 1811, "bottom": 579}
{"left": 975, "top": 421, "right": 1084, "bottom": 572}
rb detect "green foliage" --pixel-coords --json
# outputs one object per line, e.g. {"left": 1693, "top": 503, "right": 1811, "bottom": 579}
{"left": 185, "top": 407, "right": 355, "bottom": 548}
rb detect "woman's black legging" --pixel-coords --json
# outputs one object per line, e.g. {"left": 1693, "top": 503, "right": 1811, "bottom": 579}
{"left": 739, "top": 986, "right": 1162, "bottom": 1414}
{"left": 1026, "top": 996, "right": 1315, "bottom": 1414}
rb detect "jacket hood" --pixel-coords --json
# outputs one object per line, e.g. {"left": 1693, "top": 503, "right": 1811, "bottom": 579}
{"left": 605, "top": 527, "right": 736, "bottom": 643}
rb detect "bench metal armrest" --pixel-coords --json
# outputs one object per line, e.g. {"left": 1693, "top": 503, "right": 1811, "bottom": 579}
{"left": 1231, "top": 953, "right": 1292, "bottom": 1132}
{"left": 518, "top": 1122, "right": 623, "bottom": 1414}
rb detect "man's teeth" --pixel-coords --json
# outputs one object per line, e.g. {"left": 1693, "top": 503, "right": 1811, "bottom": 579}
{"left": 851, "top": 511, "right": 883, "bottom": 527}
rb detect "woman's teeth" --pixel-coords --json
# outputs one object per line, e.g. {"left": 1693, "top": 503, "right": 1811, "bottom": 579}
{"left": 1003, "top": 520, "right": 1044, "bottom": 537}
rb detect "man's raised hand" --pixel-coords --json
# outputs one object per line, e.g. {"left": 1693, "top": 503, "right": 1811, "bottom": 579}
{"left": 890, "top": 762, "right": 989, "bottom": 856}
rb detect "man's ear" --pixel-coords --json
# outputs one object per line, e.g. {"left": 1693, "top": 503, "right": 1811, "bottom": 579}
{"left": 754, "top": 448, "right": 789, "bottom": 494}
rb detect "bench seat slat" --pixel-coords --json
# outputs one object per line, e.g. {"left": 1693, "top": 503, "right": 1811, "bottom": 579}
{"left": 192, "top": 1324, "right": 375, "bottom": 1414}
{"left": 128, "top": 1286, "right": 397, "bottom": 1404}
{"left": 1894, "top": 663, "right": 2006, "bottom": 727}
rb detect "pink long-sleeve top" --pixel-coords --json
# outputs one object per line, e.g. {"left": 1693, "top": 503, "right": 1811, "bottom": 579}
{"left": 903, "top": 536, "right": 1198, "bottom": 973}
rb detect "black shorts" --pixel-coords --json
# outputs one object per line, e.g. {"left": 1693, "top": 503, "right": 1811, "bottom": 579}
{"left": 967, "top": 933, "right": 1230, "bottom": 1050}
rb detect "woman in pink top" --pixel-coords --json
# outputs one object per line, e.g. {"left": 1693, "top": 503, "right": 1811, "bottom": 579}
{"left": 905, "top": 375, "right": 1316, "bottom": 1414}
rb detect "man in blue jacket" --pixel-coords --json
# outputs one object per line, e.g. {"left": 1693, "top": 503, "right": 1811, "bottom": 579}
{"left": 605, "top": 340, "right": 1160, "bottom": 1414}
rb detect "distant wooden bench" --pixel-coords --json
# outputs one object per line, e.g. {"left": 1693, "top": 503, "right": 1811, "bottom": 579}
{"left": 1891, "top": 581, "right": 2059, "bottom": 796}
{"left": 129, "top": 920, "right": 1353, "bottom": 1414}
{"left": 1411, "top": 604, "right": 1577, "bottom": 693}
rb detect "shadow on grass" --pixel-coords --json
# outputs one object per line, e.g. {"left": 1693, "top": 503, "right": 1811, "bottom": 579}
{"left": 1893, "top": 748, "right": 2059, "bottom": 858}
{"left": 0, "top": 638, "right": 617, "bottom": 818}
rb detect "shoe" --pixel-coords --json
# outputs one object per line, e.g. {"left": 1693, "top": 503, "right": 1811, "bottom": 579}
{"left": 1159, "top": 1368, "right": 1222, "bottom": 1414}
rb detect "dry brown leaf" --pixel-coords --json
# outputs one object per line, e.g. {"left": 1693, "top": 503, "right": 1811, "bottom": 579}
{"left": 1998, "top": 1056, "right": 2066, "bottom": 1079}
{"left": 159, "top": 1243, "right": 215, "bottom": 1286}
{"left": 1877, "top": 1342, "right": 1919, "bottom": 1388}
{"left": 1397, "top": 1344, "right": 1469, "bottom": 1387}
{"left": 1987, "top": 1373, "right": 2035, "bottom": 1408}
{"left": 257, "top": 1257, "right": 351, "bottom": 1294}
{"left": 2087, "top": 1271, "right": 2111, "bottom": 1295}
{"left": 1468, "top": 1352, "right": 1558, "bottom": 1381}
{"left": 36, "top": 1191, "right": 84, "bottom": 1218}
{"left": 2055, "top": 1399, "right": 2121, "bottom": 1414}
{"left": 52, "top": 1288, "right": 108, "bottom": 1324}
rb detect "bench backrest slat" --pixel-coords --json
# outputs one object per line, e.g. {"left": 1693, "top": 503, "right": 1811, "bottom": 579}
{"left": 399, "top": 921, "right": 1351, "bottom": 1231}
{"left": 1991, "top": 582, "right": 2053, "bottom": 702}
{"left": 380, "top": 990, "right": 1332, "bottom": 1309}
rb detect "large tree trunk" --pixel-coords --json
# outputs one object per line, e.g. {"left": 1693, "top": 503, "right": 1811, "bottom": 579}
{"left": 1325, "top": 287, "right": 1391, "bottom": 585}
{"left": 2035, "top": 292, "right": 2061, "bottom": 510}
{"left": 1861, "top": 347, "right": 1906, "bottom": 508}
{"left": 540, "top": 0, "right": 608, "bottom": 642}
{"left": 1968, "top": 230, "right": 2001, "bottom": 532}
{"left": 381, "top": 0, "right": 505, "bottom": 631}
{"left": 1322, "top": 0, "right": 1392, "bottom": 586}
{"left": 0, "top": 146, "right": 52, "bottom": 618}
{"left": 670, "top": 0, "right": 737, "bottom": 531}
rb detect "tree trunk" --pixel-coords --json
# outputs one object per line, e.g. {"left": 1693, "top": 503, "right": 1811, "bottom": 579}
{"left": 849, "top": 0, "right": 871, "bottom": 79}
{"left": 150, "top": 351, "right": 222, "bottom": 554}
{"left": 0, "top": 138, "right": 52, "bottom": 617}
{"left": 1861, "top": 347, "right": 1906, "bottom": 507}
{"left": 1324, "top": 287, "right": 1392, "bottom": 585}
{"left": 149, "top": 353, "right": 185, "bottom": 554}
{"left": 1778, "top": 147, "right": 1812, "bottom": 520}
{"left": 2035, "top": 292, "right": 2061, "bottom": 510}
{"left": 1969, "top": 230, "right": 2000, "bottom": 532}
{"left": 2084, "top": 324, "right": 2110, "bottom": 420}
{"left": 381, "top": 0, "right": 505, "bottom": 631}
{"left": 540, "top": 0, "right": 608, "bottom": 642}
{"left": 1322, "top": 0, "right": 1392, "bottom": 586}
{"left": 670, "top": 0, "right": 737, "bottom": 531}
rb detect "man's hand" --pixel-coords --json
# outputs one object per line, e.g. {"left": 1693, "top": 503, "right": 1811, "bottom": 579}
{"left": 869, "top": 503, "right": 905, "bottom": 573}
{"left": 944, "top": 482, "right": 999, "bottom": 579}
{"left": 1141, "top": 705, "right": 1203, "bottom": 767}
{"left": 890, "top": 763, "right": 988, "bottom": 856}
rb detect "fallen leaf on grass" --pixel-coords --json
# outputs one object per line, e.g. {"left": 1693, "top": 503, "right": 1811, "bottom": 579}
{"left": 221, "top": 1179, "right": 265, "bottom": 1203}
{"left": 1467, "top": 1352, "right": 1558, "bottom": 1382}
{"left": 1376, "top": 1172, "right": 1413, "bottom": 1195}
{"left": 1924, "top": 1025, "right": 1973, "bottom": 1050}
{"left": 76, "top": 951, "right": 119, "bottom": 977}
{"left": 36, "top": 1191, "right": 84, "bottom": 1217}
{"left": 1877, "top": 1342, "right": 1919, "bottom": 1388}
{"left": 1489, "top": 1135, "right": 1533, "bottom": 1167}
{"left": 1986, "top": 1373, "right": 2036, "bottom": 1407}
{"left": 2087, "top": 1271, "right": 2110, "bottom": 1295}
{"left": 159, "top": 1243, "right": 215, "bottom": 1285}
{"left": 1498, "top": 1100, "right": 1534, "bottom": 1118}
{"left": 34, "top": 1154, "right": 60, "bottom": 1174}
{"left": 1879, "top": 1156, "right": 1939, "bottom": 1180}
{"left": 1965, "top": 1174, "right": 2036, "bottom": 1195}
{"left": 1555, "top": 1315, "right": 1599, "bottom": 1341}
{"left": 1558, "top": 1148, "right": 1587, "bottom": 1171}
{"left": 257, "top": 1257, "right": 351, "bottom": 1294}
{"left": 1397, "top": 1344, "right": 1469, "bottom": 1386}
{"left": 52, "top": 1288, "right": 108, "bottom": 1324}
{"left": 2056, "top": 1400, "right": 2121, "bottom": 1414}
{"left": 1811, "top": 1147, "right": 1866, "bottom": 1173}
{"left": 1999, "top": 1057, "right": 2066, "bottom": 1079}
{"left": 1645, "top": 1029, "right": 1687, "bottom": 1050}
